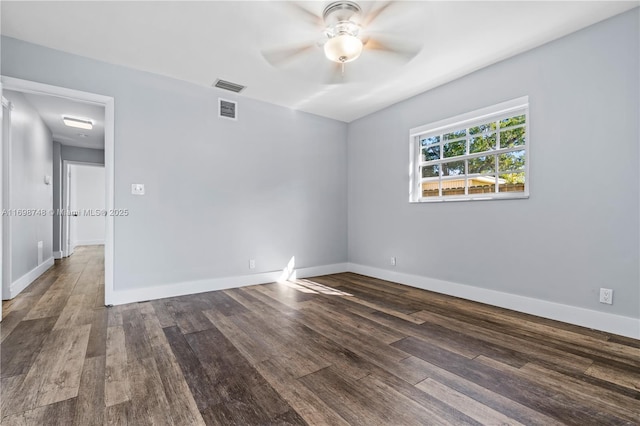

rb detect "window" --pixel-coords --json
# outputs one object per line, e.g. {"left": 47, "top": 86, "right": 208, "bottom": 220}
{"left": 409, "top": 96, "right": 529, "bottom": 202}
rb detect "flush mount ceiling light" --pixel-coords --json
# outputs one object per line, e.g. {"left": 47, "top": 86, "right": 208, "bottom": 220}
{"left": 63, "top": 116, "right": 93, "bottom": 130}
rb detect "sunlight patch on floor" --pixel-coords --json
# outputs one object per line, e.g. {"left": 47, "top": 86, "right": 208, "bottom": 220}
{"left": 281, "top": 278, "right": 352, "bottom": 296}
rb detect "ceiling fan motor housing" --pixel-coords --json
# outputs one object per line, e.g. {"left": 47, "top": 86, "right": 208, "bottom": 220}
{"left": 322, "top": 1, "right": 362, "bottom": 25}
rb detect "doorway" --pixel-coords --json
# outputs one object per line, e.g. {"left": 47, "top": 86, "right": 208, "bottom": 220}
{"left": 63, "top": 163, "right": 106, "bottom": 258}
{"left": 0, "top": 77, "right": 114, "bottom": 311}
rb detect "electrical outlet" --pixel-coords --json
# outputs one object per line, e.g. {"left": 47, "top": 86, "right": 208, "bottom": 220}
{"left": 131, "top": 183, "right": 145, "bottom": 195}
{"left": 249, "top": 259, "right": 256, "bottom": 269}
{"left": 599, "top": 288, "right": 613, "bottom": 305}
{"left": 390, "top": 256, "right": 396, "bottom": 267}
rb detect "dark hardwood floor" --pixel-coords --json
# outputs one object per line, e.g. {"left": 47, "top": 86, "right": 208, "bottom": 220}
{"left": 1, "top": 246, "right": 639, "bottom": 425}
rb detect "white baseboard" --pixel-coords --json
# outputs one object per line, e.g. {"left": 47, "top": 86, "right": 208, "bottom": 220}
{"left": 7, "top": 257, "right": 55, "bottom": 299}
{"left": 75, "top": 239, "right": 104, "bottom": 246}
{"left": 106, "top": 260, "right": 639, "bottom": 339}
{"left": 347, "top": 263, "right": 640, "bottom": 340}
{"left": 53, "top": 251, "right": 63, "bottom": 259}
{"left": 108, "top": 262, "right": 349, "bottom": 306}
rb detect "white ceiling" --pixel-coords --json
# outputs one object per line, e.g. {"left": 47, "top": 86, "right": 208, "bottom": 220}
{"left": 2, "top": 1, "right": 637, "bottom": 122}
{"left": 21, "top": 92, "right": 105, "bottom": 149}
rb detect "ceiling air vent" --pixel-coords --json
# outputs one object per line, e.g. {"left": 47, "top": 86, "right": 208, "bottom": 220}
{"left": 213, "top": 79, "right": 246, "bottom": 93}
{"left": 218, "top": 98, "right": 237, "bottom": 121}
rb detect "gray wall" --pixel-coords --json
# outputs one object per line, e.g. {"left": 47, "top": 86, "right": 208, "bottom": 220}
{"left": 4, "top": 90, "right": 53, "bottom": 281}
{"left": 347, "top": 11, "right": 639, "bottom": 319}
{"left": 2, "top": 37, "right": 348, "bottom": 291}
{"left": 52, "top": 143, "right": 104, "bottom": 253}
{"left": 61, "top": 145, "right": 105, "bottom": 164}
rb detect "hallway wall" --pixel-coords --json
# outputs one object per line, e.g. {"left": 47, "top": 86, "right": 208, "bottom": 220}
{"left": 3, "top": 90, "right": 53, "bottom": 296}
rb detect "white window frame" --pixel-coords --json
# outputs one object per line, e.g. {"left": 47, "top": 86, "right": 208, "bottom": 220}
{"left": 409, "top": 96, "right": 530, "bottom": 203}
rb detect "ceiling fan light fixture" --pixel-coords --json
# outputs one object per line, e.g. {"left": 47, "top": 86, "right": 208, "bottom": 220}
{"left": 324, "top": 33, "right": 363, "bottom": 63}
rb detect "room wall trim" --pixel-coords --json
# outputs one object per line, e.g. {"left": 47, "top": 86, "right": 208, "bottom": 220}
{"left": 108, "top": 260, "right": 639, "bottom": 339}
{"left": 1, "top": 93, "right": 12, "bottom": 301}
{"left": 109, "top": 262, "right": 349, "bottom": 306}
{"left": 53, "top": 251, "right": 63, "bottom": 259}
{"left": 8, "top": 257, "right": 54, "bottom": 299}
{"left": 347, "top": 263, "right": 640, "bottom": 340}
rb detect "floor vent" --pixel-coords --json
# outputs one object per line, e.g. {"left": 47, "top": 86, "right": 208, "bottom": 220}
{"left": 218, "top": 98, "right": 238, "bottom": 121}
{"left": 213, "top": 79, "right": 246, "bottom": 93}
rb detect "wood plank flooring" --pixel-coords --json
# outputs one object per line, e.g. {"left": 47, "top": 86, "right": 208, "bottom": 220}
{"left": 1, "top": 246, "right": 639, "bottom": 425}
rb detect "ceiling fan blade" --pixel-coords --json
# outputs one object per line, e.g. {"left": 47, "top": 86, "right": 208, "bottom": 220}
{"left": 285, "top": 2, "right": 324, "bottom": 28}
{"left": 262, "top": 43, "right": 317, "bottom": 67}
{"left": 361, "top": 1, "right": 395, "bottom": 27}
{"left": 363, "top": 36, "right": 422, "bottom": 62}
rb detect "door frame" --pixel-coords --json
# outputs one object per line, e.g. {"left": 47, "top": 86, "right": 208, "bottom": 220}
{"left": 62, "top": 161, "right": 105, "bottom": 258}
{"left": 1, "top": 94, "right": 13, "bottom": 302}
{"left": 63, "top": 160, "right": 76, "bottom": 258}
{"left": 1, "top": 76, "right": 115, "bottom": 306}
{"left": 0, "top": 92, "right": 13, "bottom": 313}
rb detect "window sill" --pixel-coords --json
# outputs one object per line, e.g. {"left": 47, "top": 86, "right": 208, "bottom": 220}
{"left": 410, "top": 193, "right": 529, "bottom": 203}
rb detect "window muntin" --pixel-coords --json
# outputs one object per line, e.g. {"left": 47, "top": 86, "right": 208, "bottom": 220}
{"left": 410, "top": 97, "right": 529, "bottom": 202}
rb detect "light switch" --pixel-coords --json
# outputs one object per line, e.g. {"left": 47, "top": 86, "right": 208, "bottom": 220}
{"left": 131, "top": 183, "right": 145, "bottom": 195}
{"left": 44, "top": 175, "right": 51, "bottom": 185}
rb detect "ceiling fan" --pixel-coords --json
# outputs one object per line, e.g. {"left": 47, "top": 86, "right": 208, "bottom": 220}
{"left": 262, "top": 1, "right": 421, "bottom": 82}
